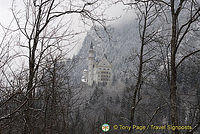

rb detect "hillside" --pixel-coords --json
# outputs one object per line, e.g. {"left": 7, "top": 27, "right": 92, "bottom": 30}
{"left": 72, "top": 19, "right": 140, "bottom": 85}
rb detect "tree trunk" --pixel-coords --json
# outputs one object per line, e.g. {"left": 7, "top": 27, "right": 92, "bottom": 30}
{"left": 170, "top": 1, "right": 179, "bottom": 133}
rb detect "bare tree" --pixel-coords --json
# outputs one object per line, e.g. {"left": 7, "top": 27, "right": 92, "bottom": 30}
{"left": 118, "top": 0, "right": 200, "bottom": 134}
{"left": 157, "top": 1, "right": 199, "bottom": 134}
{"left": 0, "top": 0, "right": 109, "bottom": 133}
{"left": 117, "top": 0, "right": 164, "bottom": 126}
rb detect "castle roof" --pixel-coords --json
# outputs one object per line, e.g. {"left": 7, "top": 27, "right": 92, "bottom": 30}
{"left": 90, "top": 42, "right": 93, "bottom": 49}
{"left": 96, "top": 54, "right": 112, "bottom": 68}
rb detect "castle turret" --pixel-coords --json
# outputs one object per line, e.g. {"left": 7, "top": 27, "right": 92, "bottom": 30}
{"left": 88, "top": 43, "right": 95, "bottom": 86}
{"left": 82, "top": 42, "right": 112, "bottom": 86}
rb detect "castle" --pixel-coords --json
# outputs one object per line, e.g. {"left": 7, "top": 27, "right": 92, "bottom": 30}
{"left": 81, "top": 43, "right": 112, "bottom": 86}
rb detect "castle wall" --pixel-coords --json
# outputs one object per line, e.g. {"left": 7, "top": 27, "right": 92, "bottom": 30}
{"left": 86, "top": 44, "right": 112, "bottom": 86}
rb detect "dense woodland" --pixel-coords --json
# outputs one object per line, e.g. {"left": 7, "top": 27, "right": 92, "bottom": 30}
{"left": 0, "top": 0, "right": 199, "bottom": 134}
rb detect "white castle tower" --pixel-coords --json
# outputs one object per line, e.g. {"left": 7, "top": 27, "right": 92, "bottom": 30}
{"left": 82, "top": 42, "right": 112, "bottom": 86}
{"left": 88, "top": 43, "right": 95, "bottom": 86}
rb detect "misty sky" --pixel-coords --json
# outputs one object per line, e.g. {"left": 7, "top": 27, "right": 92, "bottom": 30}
{"left": 0, "top": 0, "right": 136, "bottom": 57}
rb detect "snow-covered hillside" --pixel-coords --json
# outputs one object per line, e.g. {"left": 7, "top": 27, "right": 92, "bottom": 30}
{"left": 72, "top": 19, "right": 140, "bottom": 84}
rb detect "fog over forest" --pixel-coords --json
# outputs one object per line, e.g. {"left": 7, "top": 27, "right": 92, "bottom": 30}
{"left": 0, "top": 0, "right": 199, "bottom": 134}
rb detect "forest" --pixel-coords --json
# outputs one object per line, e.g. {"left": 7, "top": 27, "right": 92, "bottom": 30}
{"left": 0, "top": 0, "right": 199, "bottom": 134}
